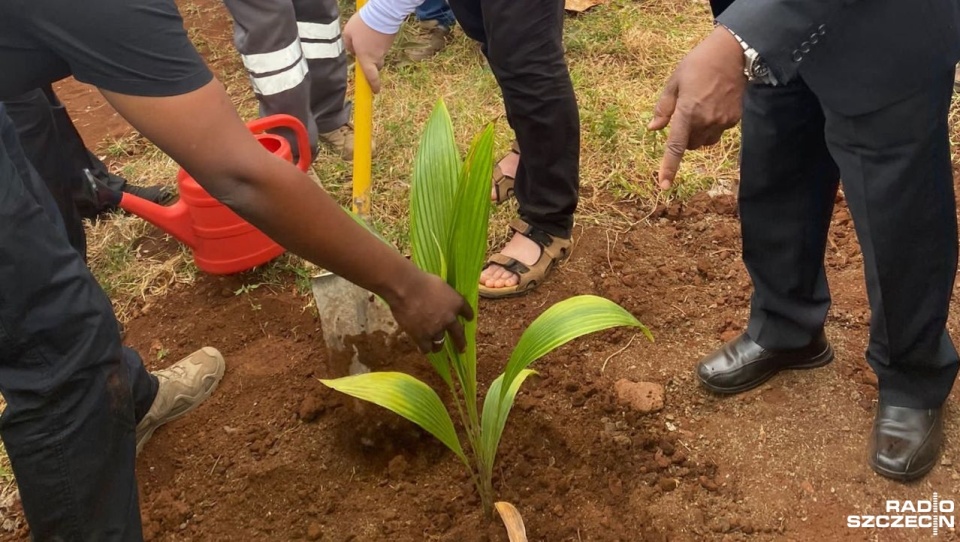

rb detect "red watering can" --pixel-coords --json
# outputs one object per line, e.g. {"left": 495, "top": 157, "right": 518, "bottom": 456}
{"left": 119, "top": 114, "right": 311, "bottom": 275}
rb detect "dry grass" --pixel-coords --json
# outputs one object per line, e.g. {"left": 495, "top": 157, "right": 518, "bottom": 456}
{"left": 84, "top": 0, "right": 734, "bottom": 322}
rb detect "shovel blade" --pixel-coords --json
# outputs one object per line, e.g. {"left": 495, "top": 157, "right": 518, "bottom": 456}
{"left": 311, "top": 271, "right": 398, "bottom": 374}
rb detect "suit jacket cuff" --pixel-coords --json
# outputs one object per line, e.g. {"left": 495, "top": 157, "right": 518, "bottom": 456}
{"left": 716, "top": 0, "right": 842, "bottom": 84}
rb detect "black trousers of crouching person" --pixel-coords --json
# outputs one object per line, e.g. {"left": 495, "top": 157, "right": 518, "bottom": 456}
{"left": 3, "top": 86, "right": 132, "bottom": 259}
{"left": 0, "top": 105, "right": 158, "bottom": 540}
{"left": 447, "top": 0, "right": 580, "bottom": 239}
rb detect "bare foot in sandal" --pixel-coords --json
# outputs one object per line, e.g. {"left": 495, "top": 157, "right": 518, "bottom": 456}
{"left": 480, "top": 233, "right": 540, "bottom": 288}
{"left": 479, "top": 219, "right": 572, "bottom": 298}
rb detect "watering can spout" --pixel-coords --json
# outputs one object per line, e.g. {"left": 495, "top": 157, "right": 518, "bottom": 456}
{"left": 119, "top": 192, "right": 198, "bottom": 248}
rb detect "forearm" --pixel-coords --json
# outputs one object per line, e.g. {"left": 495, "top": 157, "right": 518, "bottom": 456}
{"left": 218, "top": 154, "right": 418, "bottom": 305}
{"left": 99, "top": 82, "right": 418, "bottom": 305}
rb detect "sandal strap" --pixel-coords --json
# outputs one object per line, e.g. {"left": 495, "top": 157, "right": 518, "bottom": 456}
{"left": 485, "top": 253, "right": 530, "bottom": 275}
{"left": 508, "top": 219, "right": 572, "bottom": 261}
{"left": 491, "top": 166, "right": 515, "bottom": 203}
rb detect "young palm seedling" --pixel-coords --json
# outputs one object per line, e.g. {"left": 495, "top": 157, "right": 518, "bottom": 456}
{"left": 321, "top": 101, "right": 652, "bottom": 520}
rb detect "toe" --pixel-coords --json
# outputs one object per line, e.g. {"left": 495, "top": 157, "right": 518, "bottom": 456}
{"left": 481, "top": 265, "right": 504, "bottom": 287}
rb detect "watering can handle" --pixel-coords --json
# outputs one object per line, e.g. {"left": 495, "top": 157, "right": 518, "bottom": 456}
{"left": 247, "top": 114, "right": 312, "bottom": 173}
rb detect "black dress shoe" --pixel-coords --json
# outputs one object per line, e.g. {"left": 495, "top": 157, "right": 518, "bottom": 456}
{"left": 696, "top": 332, "right": 834, "bottom": 394}
{"left": 869, "top": 404, "right": 943, "bottom": 481}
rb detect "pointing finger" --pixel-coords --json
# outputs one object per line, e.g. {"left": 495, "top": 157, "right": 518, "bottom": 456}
{"left": 648, "top": 77, "right": 679, "bottom": 131}
{"left": 658, "top": 114, "right": 690, "bottom": 190}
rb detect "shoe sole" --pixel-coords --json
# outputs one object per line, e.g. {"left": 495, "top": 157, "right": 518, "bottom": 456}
{"left": 136, "top": 352, "right": 226, "bottom": 455}
{"left": 869, "top": 456, "right": 938, "bottom": 482}
{"left": 698, "top": 344, "right": 835, "bottom": 395}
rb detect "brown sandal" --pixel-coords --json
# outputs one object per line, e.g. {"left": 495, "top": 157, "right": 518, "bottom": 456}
{"left": 491, "top": 140, "right": 520, "bottom": 205}
{"left": 479, "top": 219, "right": 572, "bottom": 299}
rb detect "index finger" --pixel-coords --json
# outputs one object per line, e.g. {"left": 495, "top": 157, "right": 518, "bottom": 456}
{"left": 658, "top": 115, "right": 690, "bottom": 190}
{"left": 458, "top": 297, "right": 474, "bottom": 322}
{"left": 358, "top": 58, "right": 381, "bottom": 94}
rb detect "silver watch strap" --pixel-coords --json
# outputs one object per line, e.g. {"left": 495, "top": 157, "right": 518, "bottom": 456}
{"left": 719, "top": 24, "right": 778, "bottom": 85}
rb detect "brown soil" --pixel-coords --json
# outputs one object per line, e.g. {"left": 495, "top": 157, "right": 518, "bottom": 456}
{"left": 115, "top": 191, "right": 956, "bottom": 542}
{"left": 7, "top": 0, "right": 958, "bottom": 540}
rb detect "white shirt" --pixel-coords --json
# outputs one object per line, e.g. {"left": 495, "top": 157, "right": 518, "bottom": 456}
{"left": 359, "top": 0, "right": 423, "bottom": 35}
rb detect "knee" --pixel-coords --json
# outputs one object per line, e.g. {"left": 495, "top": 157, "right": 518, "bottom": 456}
{"left": 486, "top": 45, "right": 568, "bottom": 92}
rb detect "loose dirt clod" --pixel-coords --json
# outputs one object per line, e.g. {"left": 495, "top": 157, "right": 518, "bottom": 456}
{"left": 658, "top": 477, "right": 679, "bottom": 492}
{"left": 614, "top": 379, "right": 665, "bottom": 413}
{"left": 699, "top": 475, "right": 719, "bottom": 492}
{"left": 298, "top": 393, "right": 323, "bottom": 422}
{"left": 387, "top": 455, "right": 409, "bottom": 479}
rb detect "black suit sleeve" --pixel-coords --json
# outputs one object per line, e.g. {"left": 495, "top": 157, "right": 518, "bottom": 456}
{"left": 716, "top": 0, "right": 847, "bottom": 83}
{"left": 709, "top": 0, "right": 735, "bottom": 18}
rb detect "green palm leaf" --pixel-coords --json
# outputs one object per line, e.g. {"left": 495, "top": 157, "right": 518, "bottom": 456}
{"left": 446, "top": 124, "right": 495, "bottom": 413}
{"left": 320, "top": 372, "right": 466, "bottom": 463}
{"left": 501, "top": 295, "right": 652, "bottom": 400}
{"left": 410, "top": 101, "right": 462, "bottom": 277}
{"left": 448, "top": 124, "right": 494, "bottom": 309}
{"left": 479, "top": 369, "right": 536, "bottom": 470}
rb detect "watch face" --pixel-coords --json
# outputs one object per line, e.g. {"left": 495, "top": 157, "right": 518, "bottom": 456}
{"left": 752, "top": 63, "right": 769, "bottom": 77}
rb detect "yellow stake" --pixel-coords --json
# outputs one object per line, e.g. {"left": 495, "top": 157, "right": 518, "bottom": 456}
{"left": 352, "top": 0, "right": 373, "bottom": 218}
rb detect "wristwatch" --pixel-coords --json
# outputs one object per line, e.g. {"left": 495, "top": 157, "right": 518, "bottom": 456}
{"left": 721, "top": 25, "right": 778, "bottom": 85}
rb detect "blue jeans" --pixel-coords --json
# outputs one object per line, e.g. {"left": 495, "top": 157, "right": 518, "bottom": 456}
{"left": 415, "top": 0, "right": 456, "bottom": 27}
{"left": 0, "top": 104, "right": 157, "bottom": 540}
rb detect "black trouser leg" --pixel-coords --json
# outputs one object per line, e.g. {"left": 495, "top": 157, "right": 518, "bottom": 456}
{"left": 447, "top": 0, "right": 579, "bottom": 238}
{"left": 740, "top": 80, "right": 840, "bottom": 350}
{"left": 0, "top": 106, "right": 156, "bottom": 540}
{"left": 43, "top": 87, "right": 129, "bottom": 218}
{"left": 2, "top": 89, "right": 87, "bottom": 257}
{"left": 823, "top": 69, "right": 959, "bottom": 409}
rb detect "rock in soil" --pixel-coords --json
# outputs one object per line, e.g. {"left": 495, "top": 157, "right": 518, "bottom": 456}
{"left": 699, "top": 476, "right": 719, "bottom": 492}
{"left": 615, "top": 379, "right": 665, "bottom": 414}
{"left": 658, "top": 477, "right": 679, "bottom": 492}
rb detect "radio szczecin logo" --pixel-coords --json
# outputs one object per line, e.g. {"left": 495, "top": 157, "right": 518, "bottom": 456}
{"left": 847, "top": 494, "right": 955, "bottom": 536}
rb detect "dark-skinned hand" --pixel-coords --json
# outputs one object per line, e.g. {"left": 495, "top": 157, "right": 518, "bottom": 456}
{"left": 387, "top": 270, "right": 474, "bottom": 355}
{"left": 648, "top": 25, "right": 748, "bottom": 190}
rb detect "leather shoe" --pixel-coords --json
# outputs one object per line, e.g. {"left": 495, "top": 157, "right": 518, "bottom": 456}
{"left": 869, "top": 404, "right": 943, "bottom": 481}
{"left": 697, "top": 332, "right": 834, "bottom": 394}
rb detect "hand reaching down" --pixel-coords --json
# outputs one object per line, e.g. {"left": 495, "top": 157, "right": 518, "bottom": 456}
{"left": 386, "top": 269, "right": 474, "bottom": 354}
{"left": 648, "top": 26, "right": 748, "bottom": 190}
